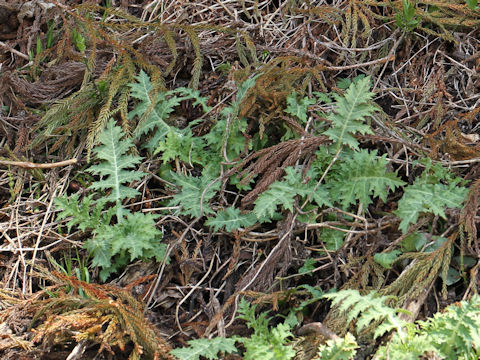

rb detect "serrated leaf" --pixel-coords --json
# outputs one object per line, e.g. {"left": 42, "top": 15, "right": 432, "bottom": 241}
{"left": 56, "top": 112, "right": 169, "bottom": 281}
{"left": 313, "top": 91, "right": 332, "bottom": 104}
{"left": 324, "top": 290, "right": 408, "bottom": 342}
{"left": 396, "top": 182, "right": 467, "bottom": 233}
{"left": 316, "top": 332, "right": 358, "bottom": 360}
{"left": 205, "top": 207, "right": 257, "bottom": 232}
{"left": 417, "top": 297, "right": 480, "bottom": 359}
{"left": 374, "top": 297, "right": 480, "bottom": 358}
{"left": 243, "top": 341, "right": 275, "bottom": 360}
{"left": 254, "top": 182, "right": 298, "bottom": 219}
{"left": 84, "top": 234, "right": 112, "bottom": 269}
{"left": 87, "top": 119, "right": 144, "bottom": 203}
{"left": 298, "top": 258, "right": 316, "bottom": 275}
{"left": 55, "top": 194, "right": 114, "bottom": 232}
{"left": 236, "top": 74, "right": 261, "bottom": 103}
{"left": 243, "top": 323, "right": 295, "bottom": 360}
{"left": 374, "top": 250, "right": 402, "bottom": 269}
{"left": 85, "top": 211, "right": 166, "bottom": 280}
{"left": 232, "top": 299, "right": 297, "bottom": 360}
{"left": 312, "top": 186, "right": 332, "bottom": 208}
{"left": 205, "top": 117, "right": 250, "bottom": 161}
{"left": 323, "top": 290, "right": 364, "bottom": 320}
{"left": 170, "top": 337, "right": 238, "bottom": 360}
{"left": 173, "top": 87, "right": 211, "bottom": 113}
{"left": 130, "top": 71, "right": 176, "bottom": 151}
{"left": 346, "top": 293, "right": 378, "bottom": 324}
{"left": 253, "top": 167, "right": 309, "bottom": 220}
{"left": 155, "top": 129, "right": 195, "bottom": 163}
{"left": 356, "top": 299, "right": 398, "bottom": 334}
{"left": 130, "top": 71, "right": 209, "bottom": 152}
{"left": 329, "top": 149, "right": 405, "bottom": 209}
{"left": 109, "top": 212, "right": 163, "bottom": 261}
{"left": 324, "top": 76, "right": 376, "bottom": 150}
{"left": 237, "top": 298, "right": 270, "bottom": 334}
{"left": 285, "top": 91, "right": 316, "bottom": 123}
{"left": 55, "top": 194, "right": 92, "bottom": 232}
{"left": 320, "top": 227, "right": 345, "bottom": 251}
{"left": 169, "top": 171, "right": 220, "bottom": 217}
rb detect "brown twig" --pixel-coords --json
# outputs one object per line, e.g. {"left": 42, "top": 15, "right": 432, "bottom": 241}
{"left": 0, "top": 158, "right": 77, "bottom": 169}
{"left": 0, "top": 40, "right": 30, "bottom": 61}
{"left": 325, "top": 54, "right": 395, "bottom": 71}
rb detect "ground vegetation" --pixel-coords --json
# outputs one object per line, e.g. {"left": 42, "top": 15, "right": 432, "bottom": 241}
{"left": 0, "top": 0, "right": 480, "bottom": 359}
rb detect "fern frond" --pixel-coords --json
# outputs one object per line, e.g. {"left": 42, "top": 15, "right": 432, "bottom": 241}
{"left": 375, "top": 296, "right": 480, "bottom": 359}
{"left": 323, "top": 290, "right": 408, "bottom": 339}
{"left": 419, "top": 296, "right": 480, "bottom": 359}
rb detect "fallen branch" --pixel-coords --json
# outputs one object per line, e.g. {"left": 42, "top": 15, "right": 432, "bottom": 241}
{"left": 0, "top": 158, "right": 77, "bottom": 169}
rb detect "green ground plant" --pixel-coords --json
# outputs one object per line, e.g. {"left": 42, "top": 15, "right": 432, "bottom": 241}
{"left": 315, "top": 333, "right": 358, "bottom": 360}
{"left": 170, "top": 298, "right": 296, "bottom": 360}
{"left": 55, "top": 119, "right": 167, "bottom": 280}
{"left": 321, "top": 290, "right": 480, "bottom": 360}
{"left": 163, "top": 74, "right": 466, "bottom": 239}
{"left": 395, "top": 0, "right": 419, "bottom": 32}
{"left": 46, "top": 250, "right": 91, "bottom": 298}
{"left": 376, "top": 295, "right": 480, "bottom": 359}
{"left": 3, "top": 1, "right": 479, "bottom": 359}
{"left": 51, "top": 71, "right": 472, "bottom": 358}
{"left": 466, "top": 0, "right": 478, "bottom": 9}
{"left": 127, "top": 73, "right": 472, "bottom": 359}
{"left": 54, "top": 71, "right": 468, "bottom": 285}
{"left": 170, "top": 289, "right": 480, "bottom": 360}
